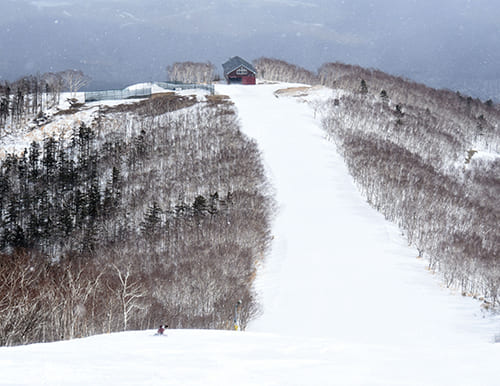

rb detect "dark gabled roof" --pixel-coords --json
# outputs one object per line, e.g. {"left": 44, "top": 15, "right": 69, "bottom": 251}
{"left": 222, "top": 56, "right": 256, "bottom": 75}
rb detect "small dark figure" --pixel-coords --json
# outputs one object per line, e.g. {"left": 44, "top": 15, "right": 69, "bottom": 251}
{"left": 157, "top": 325, "right": 165, "bottom": 335}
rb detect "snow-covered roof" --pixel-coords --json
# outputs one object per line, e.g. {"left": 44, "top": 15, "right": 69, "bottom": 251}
{"left": 222, "top": 56, "right": 256, "bottom": 75}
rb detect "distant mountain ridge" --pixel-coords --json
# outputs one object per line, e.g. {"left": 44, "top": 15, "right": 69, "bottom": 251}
{"left": 1, "top": 0, "right": 499, "bottom": 100}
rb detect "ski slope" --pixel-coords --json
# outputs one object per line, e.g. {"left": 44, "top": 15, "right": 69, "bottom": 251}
{"left": 221, "top": 83, "right": 499, "bottom": 342}
{"left": 1, "top": 83, "right": 499, "bottom": 385}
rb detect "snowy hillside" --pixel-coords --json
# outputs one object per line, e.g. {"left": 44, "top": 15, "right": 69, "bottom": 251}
{"left": 1, "top": 83, "right": 499, "bottom": 385}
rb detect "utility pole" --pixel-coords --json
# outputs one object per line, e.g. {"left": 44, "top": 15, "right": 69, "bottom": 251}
{"left": 234, "top": 300, "right": 242, "bottom": 331}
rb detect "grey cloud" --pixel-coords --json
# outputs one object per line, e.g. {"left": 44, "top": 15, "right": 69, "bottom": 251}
{"left": 0, "top": 0, "right": 498, "bottom": 100}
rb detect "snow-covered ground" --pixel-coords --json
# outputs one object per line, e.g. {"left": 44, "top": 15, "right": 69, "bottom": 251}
{"left": 0, "top": 85, "right": 209, "bottom": 161}
{"left": 1, "top": 83, "right": 499, "bottom": 385}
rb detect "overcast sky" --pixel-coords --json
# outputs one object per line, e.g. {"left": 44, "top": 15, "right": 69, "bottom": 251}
{"left": 1, "top": 0, "right": 499, "bottom": 99}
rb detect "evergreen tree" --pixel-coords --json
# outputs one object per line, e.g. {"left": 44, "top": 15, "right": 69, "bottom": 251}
{"left": 208, "top": 192, "right": 219, "bottom": 215}
{"left": 141, "top": 202, "right": 163, "bottom": 239}
{"left": 0, "top": 174, "right": 9, "bottom": 214}
{"left": 73, "top": 188, "right": 86, "bottom": 228}
{"left": 9, "top": 225, "right": 27, "bottom": 249}
{"left": 103, "top": 167, "right": 122, "bottom": 217}
{"left": 360, "top": 79, "right": 368, "bottom": 95}
{"left": 193, "top": 195, "right": 208, "bottom": 216}
{"left": 57, "top": 201, "right": 74, "bottom": 237}
{"left": 57, "top": 146, "right": 76, "bottom": 193}
{"left": 42, "top": 137, "right": 57, "bottom": 182}
{"left": 27, "top": 212, "right": 41, "bottom": 244}
{"left": 380, "top": 89, "right": 389, "bottom": 104}
{"left": 28, "top": 141, "right": 40, "bottom": 181}
{"left": 4, "top": 195, "right": 21, "bottom": 248}
{"left": 86, "top": 178, "right": 101, "bottom": 220}
{"left": 39, "top": 189, "right": 53, "bottom": 242}
{"left": 395, "top": 104, "right": 404, "bottom": 117}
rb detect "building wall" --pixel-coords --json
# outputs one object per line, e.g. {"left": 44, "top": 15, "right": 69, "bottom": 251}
{"left": 241, "top": 75, "right": 256, "bottom": 85}
{"left": 226, "top": 67, "right": 256, "bottom": 84}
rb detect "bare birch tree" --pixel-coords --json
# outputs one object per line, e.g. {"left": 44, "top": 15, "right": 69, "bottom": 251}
{"left": 60, "top": 69, "right": 91, "bottom": 97}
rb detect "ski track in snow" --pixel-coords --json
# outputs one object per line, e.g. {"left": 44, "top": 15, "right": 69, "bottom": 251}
{"left": 0, "top": 83, "right": 499, "bottom": 386}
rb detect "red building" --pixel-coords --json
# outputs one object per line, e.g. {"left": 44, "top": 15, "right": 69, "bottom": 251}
{"left": 222, "top": 56, "right": 257, "bottom": 85}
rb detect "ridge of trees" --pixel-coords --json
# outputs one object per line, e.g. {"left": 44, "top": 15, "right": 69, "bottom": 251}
{"left": 0, "top": 91, "right": 273, "bottom": 346}
{"left": 256, "top": 57, "right": 499, "bottom": 309}
{"left": 166, "top": 62, "right": 216, "bottom": 84}
{"left": 253, "top": 57, "right": 318, "bottom": 85}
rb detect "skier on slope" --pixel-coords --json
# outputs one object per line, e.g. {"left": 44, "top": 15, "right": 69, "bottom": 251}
{"left": 157, "top": 324, "right": 168, "bottom": 335}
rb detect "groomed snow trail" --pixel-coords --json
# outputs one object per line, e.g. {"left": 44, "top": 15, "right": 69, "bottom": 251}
{"left": 217, "top": 83, "right": 500, "bottom": 382}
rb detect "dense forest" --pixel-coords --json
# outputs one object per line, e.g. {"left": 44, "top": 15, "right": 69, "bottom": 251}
{"left": 0, "top": 80, "right": 273, "bottom": 345}
{"left": 255, "top": 58, "right": 500, "bottom": 309}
